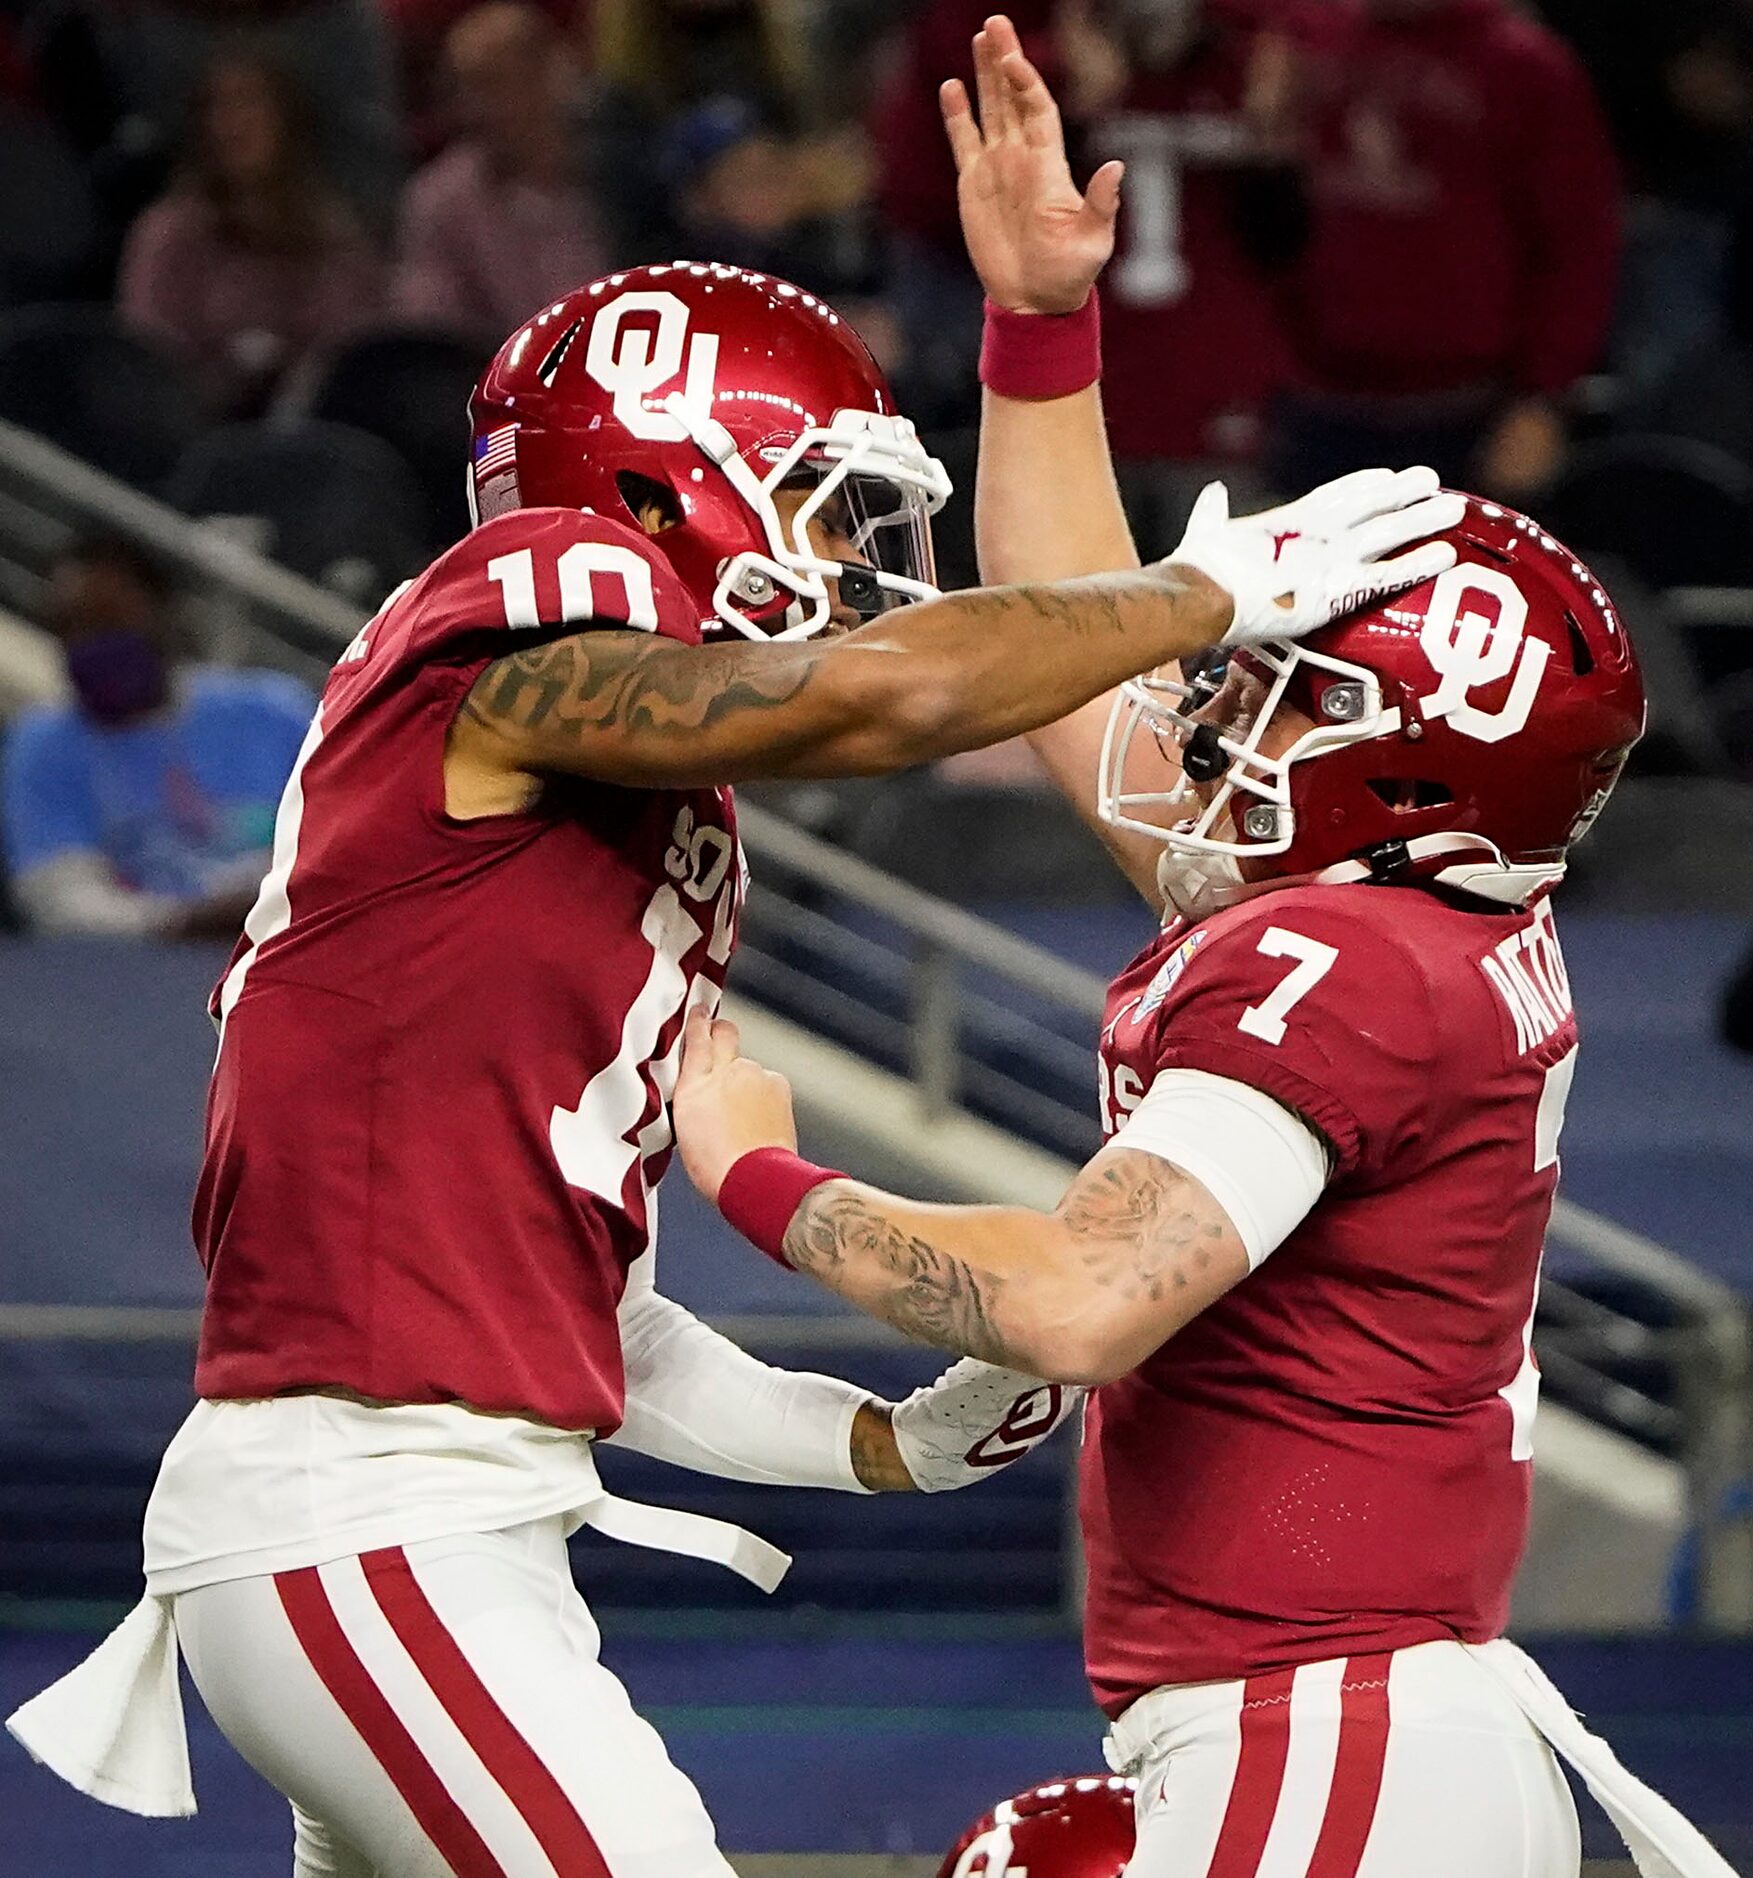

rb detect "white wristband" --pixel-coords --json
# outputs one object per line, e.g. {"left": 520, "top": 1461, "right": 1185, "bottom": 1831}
{"left": 890, "top": 1357, "right": 1081, "bottom": 1493}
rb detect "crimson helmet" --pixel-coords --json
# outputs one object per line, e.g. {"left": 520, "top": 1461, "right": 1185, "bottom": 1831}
{"left": 1100, "top": 496, "right": 1647, "bottom": 916}
{"left": 937, "top": 1778, "right": 1137, "bottom": 1878}
{"left": 468, "top": 261, "right": 949, "bottom": 638}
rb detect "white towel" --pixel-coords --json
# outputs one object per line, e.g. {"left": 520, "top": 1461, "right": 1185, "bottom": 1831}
{"left": 578, "top": 1492, "right": 791, "bottom": 1594}
{"left": 5, "top": 1595, "right": 194, "bottom": 1818}
{"left": 1465, "top": 1639, "right": 1739, "bottom": 1878}
{"left": 3, "top": 1492, "right": 788, "bottom": 1818}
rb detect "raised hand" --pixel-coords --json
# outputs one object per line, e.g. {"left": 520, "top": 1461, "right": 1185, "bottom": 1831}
{"left": 941, "top": 12, "right": 1125, "bottom": 315}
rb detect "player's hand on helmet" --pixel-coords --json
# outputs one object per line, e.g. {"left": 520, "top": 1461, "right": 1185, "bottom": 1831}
{"left": 1166, "top": 466, "right": 1467, "bottom": 650}
{"left": 942, "top": 13, "right": 1125, "bottom": 316}
{"left": 675, "top": 1008, "right": 797, "bottom": 1205}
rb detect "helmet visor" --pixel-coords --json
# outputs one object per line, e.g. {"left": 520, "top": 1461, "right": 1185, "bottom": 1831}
{"left": 708, "top": 408, "right": 951, "bottom": 638}
{"left": 787, "top": 462, "right": 939, "bottom": 620}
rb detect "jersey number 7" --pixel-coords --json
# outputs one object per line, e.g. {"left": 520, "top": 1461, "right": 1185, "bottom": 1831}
{"left": 1237, "top": 928, "right": 1339, "bottom": 1046}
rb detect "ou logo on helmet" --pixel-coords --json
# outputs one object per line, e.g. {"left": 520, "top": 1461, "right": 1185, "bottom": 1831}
{"left": 1416, "top": 563, "right": 1551, "bottom": 744}
{"left": 585, "top": 290, "right": 719, "bottom": 443}
{"left": 948, "top": 1805, "right": 1023, "bottom": 1878}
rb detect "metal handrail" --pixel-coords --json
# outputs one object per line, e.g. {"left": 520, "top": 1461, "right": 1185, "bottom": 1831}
{"left": 1667, "top": 585, "right": 1753, "bottom": 628}
{"left": 737, "top": 802, "right": 1110, "bottom": 1020}
{"left": 0, "top": 417, "right": 361, "bottom": 650}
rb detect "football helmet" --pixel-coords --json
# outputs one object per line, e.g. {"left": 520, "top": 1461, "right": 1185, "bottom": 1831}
{"left": 469, "top": 261, "right": 950, "bottom": 638}
{"left": 1099, "top": 496, "right": 1646, "bottom": 916}
{"left": 937, "top": 1777, "right": 1137, "bottom": 1878}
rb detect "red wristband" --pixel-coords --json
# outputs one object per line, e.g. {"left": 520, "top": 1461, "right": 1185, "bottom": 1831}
{"left": 717, "top": 1147, "right": 846, "bottom": 1267}
{"left": 979, "top": 291, "right": 1102, "bottom": 401}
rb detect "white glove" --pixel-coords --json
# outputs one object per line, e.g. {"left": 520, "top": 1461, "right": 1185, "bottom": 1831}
{"left": 1169, "top": 466, "right": 1466, "bottom": 650}
{"left": 890, "top": 1356, "right": 1082, "bottom": 1493}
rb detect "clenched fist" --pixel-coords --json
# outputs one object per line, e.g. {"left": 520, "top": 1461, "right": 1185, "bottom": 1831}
{"left": 673, "top": 1006, "right": 798, "bottom": 1203}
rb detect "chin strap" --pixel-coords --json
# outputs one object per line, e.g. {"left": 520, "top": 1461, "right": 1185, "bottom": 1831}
{"left": 1314, "top": 833, "right": 1564, "bottom": 908}
{"left": 1158, "top": 833, "right": 1563, "bottom": 923}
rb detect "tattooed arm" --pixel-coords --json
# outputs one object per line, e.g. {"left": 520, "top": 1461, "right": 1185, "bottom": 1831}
{"left": 446, "top": 563, "right": 1233, "bottom": 793}
{"left": 776, "top": 1151, "right": 1250, "bottom": 1386}
{"left": 672, "top": 1010, "right": 1255, "bottom": 1386}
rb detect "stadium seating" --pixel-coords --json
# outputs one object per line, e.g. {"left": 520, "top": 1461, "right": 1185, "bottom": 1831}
{"left": 0, "top": 106, "right": 100, "bottom": 309}
{"left": 298, "top": 326, "right": 488, "bottom": 550}
{"left": 1544, "top": 435, "right": 1753, "bottom": 590}
{"left": 167, "top": 418, "right": 429, "bottom": 603}
{"left": 0, "top": 304, "right": 198, "bottom": 491}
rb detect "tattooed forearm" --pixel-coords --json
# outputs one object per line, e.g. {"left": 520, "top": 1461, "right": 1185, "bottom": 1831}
{"left": 784, "top": 1189, "right": 1020, "bottom": 1368}
{"left": 461, "top": 633, "right": 814, "bottom": 747}
{"left": 775, "top": 1154, "right": 1247, "bottom": 1386}
{"left": 452, "top": 559, "right": 1229, "bottom": 789}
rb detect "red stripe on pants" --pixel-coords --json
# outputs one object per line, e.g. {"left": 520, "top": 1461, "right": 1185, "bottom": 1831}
{"left": 1205, "top": 1666, "right": 1297, "bottom": 1878}
{"left": 362, "top": 1547, "right": 615, "bottom": 1878}
{"left": 275, "top": 1566, "right": 508, "bottom": 1878}
{"left": 1305, "top": 1653, "right": 1394, "bottom": 1878}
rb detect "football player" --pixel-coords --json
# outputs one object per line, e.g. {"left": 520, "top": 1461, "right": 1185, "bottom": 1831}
{"left": 6, "top": 257, "right": 1458, "bottom": 1877}
{"left": 670, "top": 23, "right": 1733, "bottom": 1878}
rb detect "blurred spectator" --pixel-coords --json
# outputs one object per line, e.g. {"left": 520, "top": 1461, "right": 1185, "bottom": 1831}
{"left": 29, "top": 0, "right": 404, "bottom": 234}
{"left": 1610, "top": 5, "right": 1753, "bottom": 398}
{"left": 1070, "top": 0, "right": 1298, "bottom": 546}
{"left": 872, "top": 0, "right": 1293, "bottom": 485}
{"left": 0, "top": 536, "right": 314, "bottom": 939}
{"left": 379, "top": 0, "right": 583, "bottom": 145}
{"left": 1269, "top": 0, "right": 1621, "bottom": 502}
{"left": 392, "top": 2, "right": 615, "bottom": 349}
{"left": 872, "top": 0, "right": 1051, "bottom": 427}
{"left": 117, "top": 51, "right": 385, "bottom": 418}
{"left": 0, "top": 16, "right": 103, "bottom": 306}
{"left": 117, "top": 49, "right": 385, "bottom": 417}
{"left": 591, "top": 0, "right": 807, "bottom": 124}
{"left": 664, "top": 95, "right": 895, "bottom": 361}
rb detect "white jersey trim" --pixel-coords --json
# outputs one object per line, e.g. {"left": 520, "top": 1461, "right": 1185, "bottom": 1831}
{"left": 216, "top": 701, "right": 326, "bottom": 1035}
{"left": 1106, "top": 1067, "right": 1328, "bottom": 1269}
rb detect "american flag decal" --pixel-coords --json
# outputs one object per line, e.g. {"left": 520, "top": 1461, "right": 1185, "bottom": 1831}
{"left": 473, "top": 425, "right": 518, "bottom": 479}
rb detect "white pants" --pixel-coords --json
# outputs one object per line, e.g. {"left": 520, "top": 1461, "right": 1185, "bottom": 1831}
{"left": 172, "top": 1518, "right": 735, "bottom": 1878}
{"left": 1110, "top": 1641, "right": 1581, "bottom": 1878}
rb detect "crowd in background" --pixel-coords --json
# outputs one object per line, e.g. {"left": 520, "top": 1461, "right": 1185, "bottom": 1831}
{"left": 8, "top": 0, "right": 1746, "bottom": 494}
{"left": 1, "top": 0, "right": 1753, "bottom": 1000}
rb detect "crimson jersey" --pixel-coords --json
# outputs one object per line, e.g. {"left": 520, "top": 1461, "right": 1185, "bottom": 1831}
{"left": 1082, "top": 880, "right": 1577, "bottom": 1714}
{"left": 193, "top": 508, "right": 739, "bottom": 1434}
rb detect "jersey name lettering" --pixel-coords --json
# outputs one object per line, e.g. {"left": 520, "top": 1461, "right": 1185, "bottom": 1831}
{"left": 1479, "top": 901, "right": 1572, "bottom": 1053}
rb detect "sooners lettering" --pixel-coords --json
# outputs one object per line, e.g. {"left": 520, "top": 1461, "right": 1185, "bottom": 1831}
{"left": 549, "top": 806, "right": 740, "bottom": 1246}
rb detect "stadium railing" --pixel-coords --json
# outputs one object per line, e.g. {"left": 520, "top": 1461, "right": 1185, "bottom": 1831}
{"left": 2, "top": 415, "right": 1749, "bottom": 1630}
